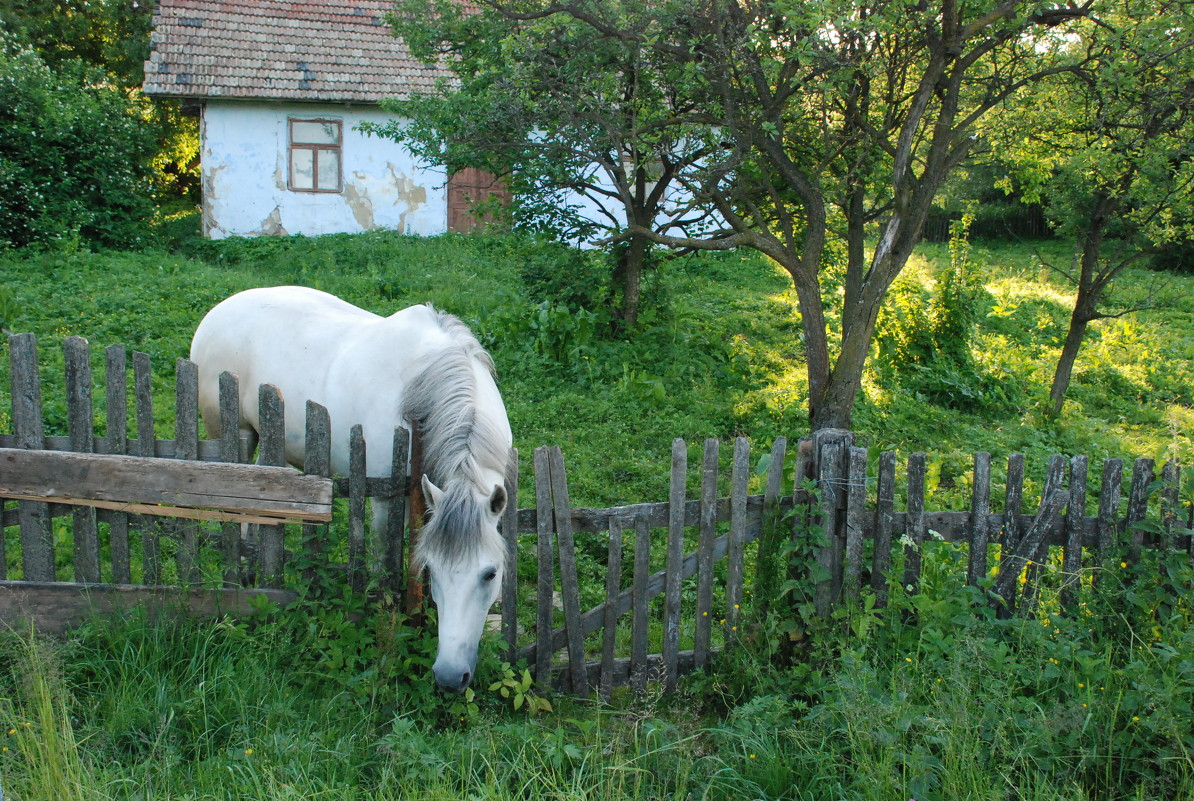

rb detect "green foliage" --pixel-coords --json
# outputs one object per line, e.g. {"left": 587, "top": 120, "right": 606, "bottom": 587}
{"left": 874, "top": 213, "right": 1019, "bottom": 412}
{"left": 0, "top": 37, "right": 158, "bottom": 249}
{"left": 488, "top": 665, "right": 553, "bottom": 715}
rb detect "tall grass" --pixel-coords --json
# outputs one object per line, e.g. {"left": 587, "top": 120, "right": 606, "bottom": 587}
{"left": 1, "top": 630, "right": 95, "bottom": 801}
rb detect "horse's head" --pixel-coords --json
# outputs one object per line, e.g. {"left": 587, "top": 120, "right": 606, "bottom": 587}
{"left": 417, "top": 474, "right": 507, "bottom": 693}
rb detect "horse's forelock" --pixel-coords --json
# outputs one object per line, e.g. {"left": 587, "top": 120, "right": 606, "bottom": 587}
{"left": 413, "top": 479, "right": 507, "bottom": 573}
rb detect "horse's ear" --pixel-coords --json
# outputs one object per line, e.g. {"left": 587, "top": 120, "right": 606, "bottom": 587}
{"left": 489, "top": 485, "right": 507, "bottom": 517}
{"left": 422, "top": 475, "right": 444, "bottom": 508}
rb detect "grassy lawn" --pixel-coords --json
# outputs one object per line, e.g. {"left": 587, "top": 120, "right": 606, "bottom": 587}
{"left": 1, "top": 227, "right": 1192, "bottom": 800}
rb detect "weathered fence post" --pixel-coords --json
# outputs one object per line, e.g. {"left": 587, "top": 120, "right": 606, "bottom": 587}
{"left": 693, "top": 438, "right": 719, "bottom": 670}
{"left": 65, "top": 337, "right": 100, "bottom": 583}
{"left": 630, "top": 515, "right": 651, "bottom": 693}
{"left": 501, "top": 448, "right": 520, "bottom": 665}
{"left": 1126, "top": 458, "right": 1155, "bottom": 563}
{"left": 812, "top": 430, "right": 852, "bottom": 617}
{"left": 219, "top": 371, "right": 244, "bottom": 586}
{"left": 872, "top": 451, "right": 897, "bottom": 607}
{"left": 348, "top": 424, "right": 367, "bottom": 593}
{"left": 599, "top": 515, "right": 623, "bottom": 700}
{"left": 382, "top": 426, "right": 410, "bottom": 594}
{"left": 533, "top": 446, "right": 555, "bottom": 688}
{"left": 663, "top": 438, "right": 687, "bottom": 693}
{"left": 405, "top": 422, "right": 427, "bottom": 618}
{"left": 903, "top": 452, "right": 927, "bottom": 598}
{"left": 133, "top": 351, "right": 161, "bottom": 584}
{"left": 1060, "top": 456, "right": 1089, "bottom": 610}
{"left": 301, "top": 400, "right": 331, "bottom": 587}
{"left": 256, "top": 382, "right": 286, "bottom": 588}
{"left": 9, "top": 334, "right": 53, "bottom": 581}
{"left": 105, "top": 344, "right": 131, "bottom": 583}
{"left": 725, "top": 437, "right": 750, "bottom": 636}
{"left": 548, "top": 446, "right": 587, "bottom": 696}
{"left": 173, "top": 359, "right": 202, "bottom": 585}
{"left": 967, "top": 452, "right": 992, "bottom": 589}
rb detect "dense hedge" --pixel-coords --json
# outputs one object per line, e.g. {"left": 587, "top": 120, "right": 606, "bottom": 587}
{"left": 0, "top": 38, "right": 157, "bottom": 249}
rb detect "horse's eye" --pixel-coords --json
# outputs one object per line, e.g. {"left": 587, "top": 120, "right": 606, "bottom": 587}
{"left": 481, "top": 567, "right": 497, "bottom": 583}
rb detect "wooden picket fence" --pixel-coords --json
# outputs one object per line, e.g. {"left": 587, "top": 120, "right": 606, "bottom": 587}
{"left": 2, "top": 334, "right": 1191, "bottom": 696}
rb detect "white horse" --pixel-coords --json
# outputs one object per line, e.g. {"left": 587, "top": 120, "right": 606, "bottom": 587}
{"left": 191, "top": 286, "right": 513, "bottom": 693}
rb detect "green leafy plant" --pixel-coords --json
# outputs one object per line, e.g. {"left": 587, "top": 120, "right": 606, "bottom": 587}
{"left": 488, "top": 663, "right": 553, "bottom": 715}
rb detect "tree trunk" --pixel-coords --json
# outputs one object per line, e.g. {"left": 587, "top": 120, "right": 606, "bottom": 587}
{"left": 613, "top": 231, "right": 647, "bottom": 331}
{"left": 1048, "top": 309, "right": 1093, "bottom": 419}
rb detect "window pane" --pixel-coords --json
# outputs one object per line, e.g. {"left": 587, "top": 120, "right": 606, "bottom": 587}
{"left": 291, "top": 120, "right": 339, "bottom": 145}
{"left": 317, "top": 150, "right": 340, "bottom": 191}
{"left": 291, "top": 148, "right": 314, "bottom": 190}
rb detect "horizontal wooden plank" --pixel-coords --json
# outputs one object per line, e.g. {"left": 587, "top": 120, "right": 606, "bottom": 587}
{"left": 514, "top": 499, "right": 1098, "bottom": 545}
{"left": 1, "top": 448, "right": 332, "bottom": 524}
{"left": 0, "top": 580, "right": 297, "bottom": 635}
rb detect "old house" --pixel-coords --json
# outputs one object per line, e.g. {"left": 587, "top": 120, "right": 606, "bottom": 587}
{"left": 142, "top": 0, "right": 501, "bottom": 239}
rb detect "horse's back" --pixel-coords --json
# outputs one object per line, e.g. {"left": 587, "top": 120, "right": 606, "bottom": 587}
{"left": 191, "top": 286, "right": 499, "bottom": 474}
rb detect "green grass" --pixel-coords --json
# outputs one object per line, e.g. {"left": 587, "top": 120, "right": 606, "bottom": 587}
{"left": 1, "top": 226, "right": 1193, "bottom": 799}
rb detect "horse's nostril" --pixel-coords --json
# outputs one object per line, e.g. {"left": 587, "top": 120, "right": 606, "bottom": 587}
{"left": 460, "top": 671, "right": 471, "bottom": 689}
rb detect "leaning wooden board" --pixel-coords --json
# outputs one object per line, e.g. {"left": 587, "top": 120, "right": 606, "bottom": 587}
{"left": 0, "top": 447, "right": 332, "bottom": 526}
{"left": 0, "top": 581, "right": 297, "bottom": 634}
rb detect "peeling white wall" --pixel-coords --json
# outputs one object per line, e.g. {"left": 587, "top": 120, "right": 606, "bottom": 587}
{"left": 200, "top": 101, "right": 446, "bottom": 239}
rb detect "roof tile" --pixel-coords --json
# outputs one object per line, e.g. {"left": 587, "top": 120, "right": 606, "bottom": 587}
{"left": 141, "top": 0, "right": 449, "bottom": 103}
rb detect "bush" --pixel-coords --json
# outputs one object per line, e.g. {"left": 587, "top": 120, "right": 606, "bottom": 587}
{"left": 0, "top": 37, "right": 157, "bottom": 249}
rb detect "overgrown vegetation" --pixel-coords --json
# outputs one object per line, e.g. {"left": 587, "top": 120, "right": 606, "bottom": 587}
{"left": 1, "top": 229, "right": 1192, "bottom": 798}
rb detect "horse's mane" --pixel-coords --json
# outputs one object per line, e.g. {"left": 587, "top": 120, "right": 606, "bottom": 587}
{"left": 404, "top": 306, "right": 511, "bottom": 570}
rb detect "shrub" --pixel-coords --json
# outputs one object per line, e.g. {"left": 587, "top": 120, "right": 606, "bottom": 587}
{"left": 0, "top": 37, "right": 157, "bottom": 249}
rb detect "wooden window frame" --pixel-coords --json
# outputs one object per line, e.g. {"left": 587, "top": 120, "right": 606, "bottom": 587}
{"left": 288, "top": 118, "right": 343, "bottom": 194}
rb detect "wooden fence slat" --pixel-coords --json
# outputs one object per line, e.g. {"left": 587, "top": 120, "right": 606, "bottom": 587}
{"left": 1097, "top": 459, "right": 1123, "bottom": 555}
{"left": 382, "top": 426, "right": 410, "bottom": 592}
{"left": 1004, "top": 454, "right": 1026, "bottom": 553}
{"left": 347, "top": 424, "right": 367, "bottom": 593}
{"left": 599, "top": 515, "right": 623, "bottom": 699}
{"left": 533, "top": 447, "right": 555, "bottom": 688}
{"left": 501, "top": 448, "right": 519, "bottom": 665}
{"left": 256, "top": 383, "right": 286, "bottom": 587}
{"left": 174, "top": 359, "right": 201, "bottom": 585}
{"left": 693, "top": 439, "right": 719, "bottom": 670}
{"left": 404, "top": 422, "right": 426, "bottom": 616}
{"left": 1061, "top": 455, "right": 1089, "bottom": 609}
{"left": 872, "top": 451, "right": 897, "bottom": 607}
{"left": 725, "top": 437, "right": 749, "bottom": 636}
{"left": 993, "top": 487, "right": 1070, "bottom": 610}
{"left": 903, "top": 453, "right": 927, "bottom": 597}
{"left": 9, "top": 334, "right": 53, "bottom": 581}
{"left": 1161, "top": 459, "right": 1180, "bottom": 548}
{"left": 663, "top": 438, "right": 686, "bottom": 693}
{"left": 301, "top": 401, "right": 332, "bottom": 586}
{"left": 219, "top": 372, "right": 243, "bottom": 586}
{"left": 842, "top": 446, "right": 868, "bottom": 600}
{"left": 133, "top": 351, "right": 160, "bottom": 584}
{"left": 549, "top": 446, "right": 587, "bottom": 697}
{"left": 65, "top": 337, "right": 100, "bottom": 583}
{"left": 1021, "top": 455, "right": 1067, "bottom": 615}
{"left": 1126, "top": 458, "right": 1154, "bottom": 563}
{"left": 967, "top": 452, "right": 992, "bottom": 587}
{"left": 630, "top": 516, "right": 651, "bottom": 692}
{"left": 814, "top": 440, "right": 846, "bottom": 616}
{"left": 105, "top": 345, "right": 131, "bottom": 583}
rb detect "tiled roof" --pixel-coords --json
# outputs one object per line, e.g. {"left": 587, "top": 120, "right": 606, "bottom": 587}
{"left": 142, "top": 0, "right": 448, "bottom": 103}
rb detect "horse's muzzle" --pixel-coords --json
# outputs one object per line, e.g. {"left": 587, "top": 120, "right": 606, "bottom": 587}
{"left": 433, "top": 662, "right": 474, "bottom": 694}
